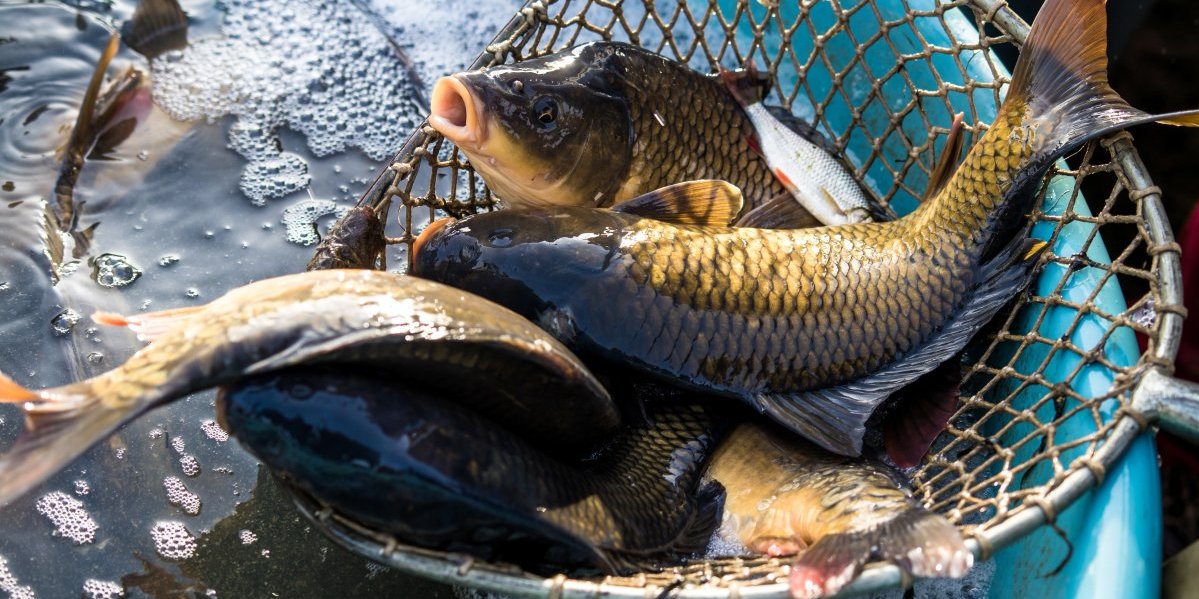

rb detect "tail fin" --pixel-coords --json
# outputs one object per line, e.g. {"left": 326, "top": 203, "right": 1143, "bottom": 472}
{"left": 789, "top": 508, "right": 972, "bottom": 599}
{"left": 718, "top": 65, "right": 770, "bottom": 108}
{"left": 1007, "top": 0, "right": 1199, "bottom": 165}
{"left": 0, "top": 375, "right": 136, "bottom": 507}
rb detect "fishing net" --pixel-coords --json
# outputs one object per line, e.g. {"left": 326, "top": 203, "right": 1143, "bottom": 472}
{"left": 309, "top": 0, "right": 1189, "bottom": 595}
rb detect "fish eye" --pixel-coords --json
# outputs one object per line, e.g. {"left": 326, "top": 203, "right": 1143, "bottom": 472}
{"left": 533, "top": 97, "right": 558, "bottom": 128}
{"left": 510, "top": 79, "right": 524, "bottom": 93}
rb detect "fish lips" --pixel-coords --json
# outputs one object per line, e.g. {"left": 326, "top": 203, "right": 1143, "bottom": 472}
{"left": 429, "top": 73, "right": 490, "bottom": 149}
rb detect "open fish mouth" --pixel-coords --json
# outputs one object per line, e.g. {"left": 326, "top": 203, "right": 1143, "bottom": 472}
{"left": 430, "top": 74, "right": 489, "bottom": 149}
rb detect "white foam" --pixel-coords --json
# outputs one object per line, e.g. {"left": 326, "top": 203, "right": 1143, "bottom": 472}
{"left": 239, "top": 529, "right": 257, "bottom": 545}
{"left": 281, "top": 199, "right": 348, "bottom": 246}
{"left": 151, "top": 0, "right": 426, "bottom": 205}
{"left": 0, "top": 555, "right": 35, "bottom": 599}
{"left": 81, "top": 579, "right": 123, "bottom": 599}
{"left": 201, "top": 420, "right": 229, "bottom": 442}
{"left": 163, "top": 476, "right": 202, "bottom": 516}
{"left": 150, "top": 521, "right": 197, "bottom": 561}
{"left": 35, "top": 491, "right": 98, "bottom": 544}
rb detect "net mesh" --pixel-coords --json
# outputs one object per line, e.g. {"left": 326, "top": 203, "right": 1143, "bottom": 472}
{"left": 324, "top": 0, "right": 1181, "bottom": 593}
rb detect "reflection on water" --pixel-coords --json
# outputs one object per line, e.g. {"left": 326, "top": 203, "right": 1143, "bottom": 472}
{"left": 0, "top": 0, "right": 510, "bottom": 595}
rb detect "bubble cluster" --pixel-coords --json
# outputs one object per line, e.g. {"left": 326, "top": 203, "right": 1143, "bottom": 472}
{"left": 81, "top": 579, "right": 123, "bottom": 599}
{"left": 281, "top": 199, "right": 347, "bottom": 246}
{"left": 1131, "top": 299, "right": 1157, "bottom": 328}
{"left": 90, "top": 253, "right": 142, "bottom": 288}
{"left": 73, "top": 480, "right": 90, "bottom": 496}
{"left": 0, "top": 555, "right": 35, "bottom": 599}
{"left": 162, "top": 476, "right": 201, "bottom": 516}
{"left": 50, "top": 309, "right": 81, "bottom": 336}
{"left": 151, "top": 0, "right": 424, "bottom": 204}
{"left": 150, "top": 521, "right": 197, "bottom": 561}
{"left": 170, "top": 436, "right": 201, "bottom": 477}
{"left": 201, "top": 420, "right": 229, "bottom": 442}
{"left": 238, "top": 530, "right": 257, "bottom": 545}
{"left": 35, "top": 491, "right": 98, "bottom": 544}
{"left": 157, "top": 254, "right": 181, "bottom": 267}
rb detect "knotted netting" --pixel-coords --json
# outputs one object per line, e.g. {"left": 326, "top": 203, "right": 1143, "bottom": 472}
{"left": 308, "top": 0, "right": 1185, "bottom": 595}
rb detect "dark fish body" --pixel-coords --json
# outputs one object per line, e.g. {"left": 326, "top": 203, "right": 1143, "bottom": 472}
{"left": 219, "top": 369, "right": 726, "bottom": 574}
{"left": 0, "top": 271, "right": 619, "bottom": 505}
{"left": 429, "top": 41, "right": 817, "bottom": 226}
{"left": 415, "top": 0, "right": 1199, "bottom": 455}
{"left": 707, "top": 422, "right": 970, "bottom": 598}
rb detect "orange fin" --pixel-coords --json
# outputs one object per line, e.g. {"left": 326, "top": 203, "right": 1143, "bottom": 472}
{"left": 94, "top": 305, "right": 205, "bottom": 341}
{"left": 0, "top": 371, "right": 38, "bottom": 403}
{"left": 718, "top": 65, "right": 770, "bottom": 108}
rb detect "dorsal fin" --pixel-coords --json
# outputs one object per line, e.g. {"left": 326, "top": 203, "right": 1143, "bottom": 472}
{"left": 611, "top": 180, "right": 744, "bottom": 226}
{"left": 922, "top": 113, "right": 965, "bottom": 202}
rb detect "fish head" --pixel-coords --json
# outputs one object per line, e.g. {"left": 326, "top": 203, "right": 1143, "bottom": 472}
{"left": 412, "top": 207, "right": 626, "bottom": 322}
{"left": 429, "top": 44, "right": 634, "bottom": 208}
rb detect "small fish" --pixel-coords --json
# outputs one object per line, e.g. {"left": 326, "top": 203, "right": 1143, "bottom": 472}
{"left": 219, "top": 369, "right": 726, "bottom": 574}
{"left": 707, "top": 422, "right": 971, "bottom": 599}
{"left": 428, "top": 41, "right": 820, "bottom": 228}
{"left": 414, "top": 0, "right": 1199, "bottom": 456}
{"left": 720, "top": 67, "right": 883, "bottom": 226}
{"left": 305, "top": 205, "right": 386, "bottom": 271}
{"left": 0, "top": 271, "right": 619, "bottom": 506}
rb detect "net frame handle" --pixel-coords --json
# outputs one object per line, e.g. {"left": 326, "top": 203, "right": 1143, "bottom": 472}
{"left": 1132, "top": 368, "right": 1199, "bottom": 443}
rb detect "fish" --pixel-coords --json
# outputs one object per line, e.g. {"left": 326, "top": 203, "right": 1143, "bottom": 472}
{"left": 218, "top": 368, "right": 726, "bottom": 574}
{"left": 305, "top": 205, "right": 387, "bottom": 271}
{"left": 429, "top": 41, "right": 830, "bottom": 228}
{"left": 706, "top": 421, "right": 971, "bottom": 599}
{"left": 0, "top": 270, "right": 620, "bottom": 506}
{"left": 720, "top": 66, "right": 888, "bottom": 226}
{"left": 413, "top": 0, "right": 1199, "bottom": 457}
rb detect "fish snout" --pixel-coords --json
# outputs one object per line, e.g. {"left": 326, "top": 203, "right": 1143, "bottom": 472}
{"left": 410, "top": 218, "right": 480, "bottom": 285}
{"left": 430, "top": 75, "right": 487, "bottom": 148}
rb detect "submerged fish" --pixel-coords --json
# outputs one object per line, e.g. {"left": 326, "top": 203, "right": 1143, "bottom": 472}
{"left": 219, "top": 369, "right": 725, "bottom": 574}
{"left": 413, "top": 0, "right": 1199, "bottom": 456}
{"left": 0, "top": 270, "right": 619, "bottom": 505}
{"left": 707, "top": 422, "right": 970, "bottom": 599}
{"left": 429, "top": 41, "right": 830, "bottom": 227}
{"left": 720, "top": 67, "right": 885, "bottom": 226}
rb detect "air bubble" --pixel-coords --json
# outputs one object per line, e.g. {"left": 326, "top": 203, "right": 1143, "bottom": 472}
{"left": 185, "top": 288, "right": 200, "bottom": 299}
{"left": 91, "top": 253, "right": 142, "bottom": 288}
{"left": 86, "top": 352, "right": 104, "bottom": 364}
{"left": 158, "top": 254, "right": 181, "bottom": 267}
{"left": 35, "top": 491, "right": 98, "bottom": 544}
{"left": 82, "top": 579, "right": 123, "bottom": 599}
{"left": 150, "top": 521, "right": 197, "bottom": 560}
{"left": 74, "top": 480, "right": 90, "bottom": 496}
{"left": 1130, "top": 299, "right": 1157, "bottom": 328}
{"left": 163, "top": 476, "right": 201, "bottom": 516}
{"left": 51, "top": 309, "right": 81, "bottom": 336}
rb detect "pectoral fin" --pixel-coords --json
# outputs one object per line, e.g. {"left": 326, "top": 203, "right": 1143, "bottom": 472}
{"left": 735, "top": 191, "right": 822, "bottom": 229}
{"left": 611, "top": 180, "right": 744, "bottom": 226}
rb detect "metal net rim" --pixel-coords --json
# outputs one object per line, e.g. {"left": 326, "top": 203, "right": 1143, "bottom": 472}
{"left": 330, "top": 0, "right": 1182, "bottom": 596}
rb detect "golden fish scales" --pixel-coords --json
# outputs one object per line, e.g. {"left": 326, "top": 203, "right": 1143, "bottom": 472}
{"left": 319, "top": 0, "right": 1198, "bottom": 596}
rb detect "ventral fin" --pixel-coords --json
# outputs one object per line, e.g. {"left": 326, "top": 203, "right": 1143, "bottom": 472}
{"left": 611, "top": 180, "right": 744, "bottom": 227}
{"left": 717, "top": 65, "right": 770, "bottom": 108}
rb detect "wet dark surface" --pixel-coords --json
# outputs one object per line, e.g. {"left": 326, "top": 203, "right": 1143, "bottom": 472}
{"left": 0, "top": 0, "right": 500, "bottom": 596}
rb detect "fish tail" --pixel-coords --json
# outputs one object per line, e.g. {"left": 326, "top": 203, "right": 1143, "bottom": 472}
{"left": 1004, "top": 0, "right": 1199, "bottom": 167}
{"left": 718, "top": 65, "right": 770, "bottom": 108}
{"left": 789, "top": 507, "right": 971, "bottom": 599}
{"left": 0, "top": 373, "right": 140, "bottom": 507}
